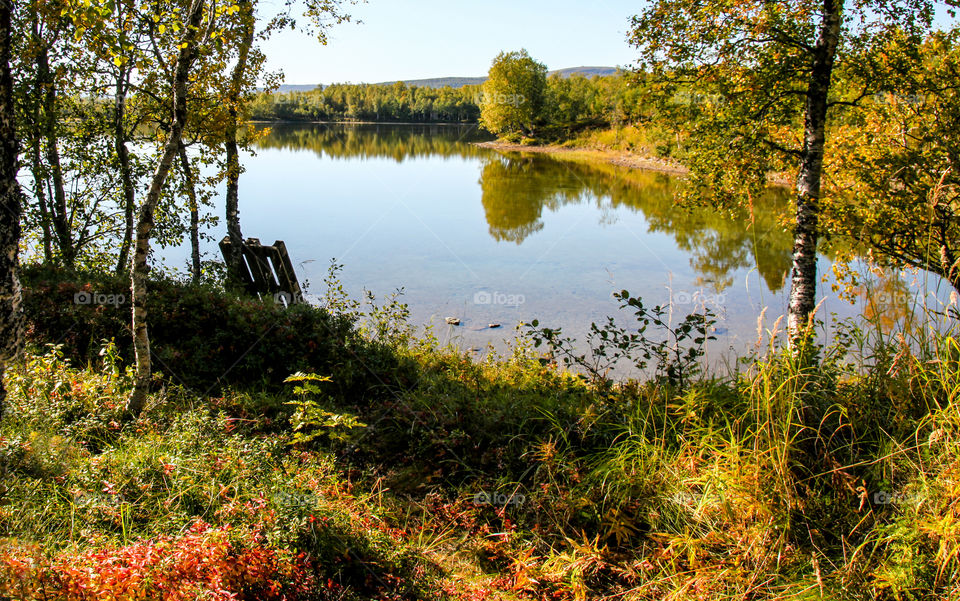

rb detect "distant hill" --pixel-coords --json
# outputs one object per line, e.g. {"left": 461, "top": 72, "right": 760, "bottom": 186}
{"left": 376, "top": 67, "right": 620, "bottom": 89}
{"left": 273, "top": 83, "right": 323, "bottom": 93}
{"left": 549, "top": 66, "right": 619, "bottom": 79}
{"left": 272, "top": 66, "right": 620, "bottom": 93}
{"left": 374, "top": 76, "right": 489, "bottom": 89}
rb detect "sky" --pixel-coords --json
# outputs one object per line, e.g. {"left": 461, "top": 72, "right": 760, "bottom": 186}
{"left": 255, "top": 0, "right": 642, "bottom": 85}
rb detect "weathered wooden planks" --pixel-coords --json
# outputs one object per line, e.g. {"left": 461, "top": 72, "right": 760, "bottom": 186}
{"left": 219, "top": 237, "right": 304, "bottom": 306}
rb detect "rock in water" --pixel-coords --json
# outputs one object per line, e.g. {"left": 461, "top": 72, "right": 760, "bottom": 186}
{"left": 488, "top": 323, "right": 501, "bottom": 329}
{"left": 445, "top": 317, "right": 461, "bottom": 325}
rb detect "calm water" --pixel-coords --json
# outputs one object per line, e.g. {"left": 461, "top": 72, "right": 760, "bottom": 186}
{"left": 163, "top": 123, "right": 949, "bottom": 366}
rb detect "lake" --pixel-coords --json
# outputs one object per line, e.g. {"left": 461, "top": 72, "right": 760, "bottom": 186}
{"left": 163, "top": 122, "right": 949, "bottom": 369}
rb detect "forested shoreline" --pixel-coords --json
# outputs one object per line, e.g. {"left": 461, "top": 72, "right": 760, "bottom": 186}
{"left": 247, "top": 71, "right": 640, "bottom": 129}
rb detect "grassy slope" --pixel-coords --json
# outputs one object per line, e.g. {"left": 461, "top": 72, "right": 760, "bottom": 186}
{"left": 1, "top": 271, "right": 959, "bottom": 600}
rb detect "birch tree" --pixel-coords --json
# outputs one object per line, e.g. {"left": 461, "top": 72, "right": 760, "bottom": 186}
{"left": 629, "top": 0, "right": 945, "bottom": 343}
{"left": 127, "top": 0, "right": 210, "bottom": 416}
{"left": 0, "top": 0, "right": 23, "bottom": 420}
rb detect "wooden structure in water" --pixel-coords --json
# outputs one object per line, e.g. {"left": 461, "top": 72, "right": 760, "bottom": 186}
{"left": 219, "top": 237, "right": 303, "bottom": 306}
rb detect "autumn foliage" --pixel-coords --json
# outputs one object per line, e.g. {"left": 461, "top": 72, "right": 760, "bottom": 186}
{"left": 0, "top": 520, "right": 332, "bottom": 601}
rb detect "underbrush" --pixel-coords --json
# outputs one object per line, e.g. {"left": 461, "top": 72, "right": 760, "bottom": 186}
{"left": 556, "top": 123, "right": 682, "bottom": 159}
{"left": 0, "top": 348, "right": 443, "bottom": 600}
{"left": 1, "top": 270, "right": 959, "bottom": 599}
{"left": 20, "top": 265, "right": 417, "bottom": 401}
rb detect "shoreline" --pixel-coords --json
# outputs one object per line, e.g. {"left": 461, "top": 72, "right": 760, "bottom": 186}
{"left": 474, "top": 140, "right": 794, "bottom": 187}
{"left": 473, "top": 140, "right": 689, "bottom": 177}
{"left": 249, "top": 121, "right": 794, "bottom": 187}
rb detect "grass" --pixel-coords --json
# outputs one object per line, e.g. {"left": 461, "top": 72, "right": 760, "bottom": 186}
{"left": 558, "top": 123, "right": 680, "bottom": 159}
{"left": 0, "top": 269, "right": 959, "bottom": 599}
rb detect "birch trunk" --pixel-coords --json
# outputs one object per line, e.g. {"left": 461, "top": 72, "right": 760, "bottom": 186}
{"left": 114, "top": 66, "right": 136, "bottom": 274}
{"left": 787, "top": 0, "right": 843, "bottom": 344}
{"left": 36, "top": 42, "right": 74, "bottom": 269}
{"left": 224, "top": 0, "right": 254, "bottom": 281}
{"left": 28, "top": 15, "right": 52, "bottom": 263}
{"left": 178, "top": 142, "right": 202, "bottom": 282}
{"left": 0, "top": 0, "right": 23, "bottom": 421}
{"left": 29, "top": 137, "right": 53, "bottom": 264}
{"left": 127, "top": 0, "right": 206, "bottom": 417}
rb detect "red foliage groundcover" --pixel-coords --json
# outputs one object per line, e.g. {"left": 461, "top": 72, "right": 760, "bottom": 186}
{"left": 0, "top": 521, "right": 333, "bottom": 601}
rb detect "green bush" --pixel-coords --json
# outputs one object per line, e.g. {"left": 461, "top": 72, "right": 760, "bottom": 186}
{"left": 20, "top": 266, "right": 416, "bottom": 401}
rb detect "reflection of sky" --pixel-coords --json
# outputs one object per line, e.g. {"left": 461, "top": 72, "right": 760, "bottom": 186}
{"left": 159, "top": 126, "right": 952, "bottom": 376}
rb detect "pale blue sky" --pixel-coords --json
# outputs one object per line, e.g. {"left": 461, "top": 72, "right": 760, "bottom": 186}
{"left": 257, "top": 1, "right": 959, "bottom": 86}
{"left": 256, "top": 0, "right": 641, "bottom": 84}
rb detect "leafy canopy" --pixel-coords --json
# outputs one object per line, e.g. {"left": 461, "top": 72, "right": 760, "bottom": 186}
{"left": 479, "top": 49, "right": 547, "bottom": 137}
{"left": 826, "top": 28, "right": 960, "bottom": 288}
{"left": 628, "top": 0, "right": 945, "bottom": 206}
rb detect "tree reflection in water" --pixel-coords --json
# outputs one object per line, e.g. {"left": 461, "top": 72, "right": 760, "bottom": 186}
{"left": 478, "top": 152, "right": 794, "bottom": 294}
{"left": 256, "top": 122, "right": 795, "bottom": 295}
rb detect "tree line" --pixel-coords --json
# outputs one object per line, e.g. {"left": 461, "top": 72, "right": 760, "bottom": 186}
{"left": 250, "top": 82, "right": 483, "bottom": 122}
{"left": 247, "top": 70, "right": 650, "bottom": 130}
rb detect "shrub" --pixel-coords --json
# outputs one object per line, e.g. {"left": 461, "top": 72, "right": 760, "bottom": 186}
{"left": 0, "top": 521, "right": 323, "bottom": 601}
{"left": 20, "top": 266, "right": 416, "bottom": 401}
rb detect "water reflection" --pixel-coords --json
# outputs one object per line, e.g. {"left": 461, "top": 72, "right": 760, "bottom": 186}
{"left": 254, "top": 123, "right": 796, "bottom": 294}
{"left": 258, "top": 124, "right": 792, "bottom": 292}
{"left": 211, "top": 122, "right": 954, "bottom": 362}
{"left": 478, "top": 153, "right": 794, "bottom": 293}
{"left": 254, "top": 122, "right": 492, "bottom": 162}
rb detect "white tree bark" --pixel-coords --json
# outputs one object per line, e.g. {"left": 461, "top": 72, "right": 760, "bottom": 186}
{"left": 224, "top": 0, "right": 254, "bottom": 282}
{"left": 127, "top": 0, "right": 206, "bottom": 417}
{"left": 787, "top": 0, "right": 843, "bottom": 345}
